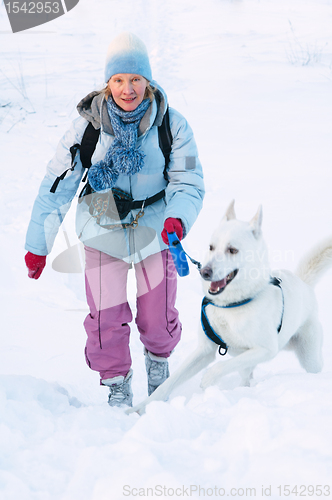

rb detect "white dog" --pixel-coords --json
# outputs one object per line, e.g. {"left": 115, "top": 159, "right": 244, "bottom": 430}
{"left": 128, "top": 201, "right": 332, "bottom": 415}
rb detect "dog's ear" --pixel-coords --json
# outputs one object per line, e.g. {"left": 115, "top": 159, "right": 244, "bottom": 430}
{"left": 249, "top": 205, "right": 263, "bottom": 239}
{"left": 222, "top": 199, "right": 236, "bottom": 222}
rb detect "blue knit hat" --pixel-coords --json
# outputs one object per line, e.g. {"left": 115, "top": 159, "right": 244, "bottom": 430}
{"left": 104, "top": 32, "right": 152, "bottom": 83}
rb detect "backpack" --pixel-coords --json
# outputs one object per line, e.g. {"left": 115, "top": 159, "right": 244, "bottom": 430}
{"left": 50, "top": 107, "right": 172, "bottom": 194}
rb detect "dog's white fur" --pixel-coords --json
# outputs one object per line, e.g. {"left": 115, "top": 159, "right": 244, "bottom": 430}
{"left": 128, "top": 201, "right": 332, "bottom": 415}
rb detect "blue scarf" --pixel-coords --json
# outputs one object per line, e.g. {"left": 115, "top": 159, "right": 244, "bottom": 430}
{"left": 88, "top": 97, "right": 151, "bottom": 192}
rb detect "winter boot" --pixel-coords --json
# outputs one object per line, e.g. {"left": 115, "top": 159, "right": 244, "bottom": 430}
{"left": 144, "top": 348, "right": 170, "bottom": 396}
{"left": 102, "top": 369, "right": 133, "bottom": 407}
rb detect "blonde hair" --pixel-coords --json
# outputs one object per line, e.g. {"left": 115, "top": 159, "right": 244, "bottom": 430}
{"left": 104, "top": 80, "right": 156, "bottom": 102}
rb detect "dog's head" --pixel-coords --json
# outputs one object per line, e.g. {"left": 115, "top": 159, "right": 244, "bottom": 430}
{"left": 200, "top": 200, "right": 270, "bottom": 302}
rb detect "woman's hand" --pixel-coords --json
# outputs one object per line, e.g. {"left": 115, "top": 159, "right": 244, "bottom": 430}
{"left": 161, "top": 218, "right": 183, "bottom": 245}
{"left": 25, "top": 252, "right": 46, "bottom": 279}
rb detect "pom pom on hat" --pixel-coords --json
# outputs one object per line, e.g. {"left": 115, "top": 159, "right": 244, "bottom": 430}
{"left": 105, "top": 32, "right": 152, "bottom": 83}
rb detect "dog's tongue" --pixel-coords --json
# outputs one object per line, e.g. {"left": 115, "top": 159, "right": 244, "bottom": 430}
{"left": 209, "top": 277, "right": 228, "bottom": 293}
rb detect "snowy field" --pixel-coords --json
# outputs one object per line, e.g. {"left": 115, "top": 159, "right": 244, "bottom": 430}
{"left": 1, "top": 0, "right": 332, "bottom": 498}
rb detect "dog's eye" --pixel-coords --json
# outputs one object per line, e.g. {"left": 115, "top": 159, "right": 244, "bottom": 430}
{"left": 227, "top": 246, "right": 238, "bottom": 255}
{"left": 209, "top": 244, "right": 215, "bottom": 251}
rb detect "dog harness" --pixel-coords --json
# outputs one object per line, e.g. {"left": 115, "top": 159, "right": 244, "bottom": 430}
{"left": 201, "top": 277, "right": 284, "bottom": 356}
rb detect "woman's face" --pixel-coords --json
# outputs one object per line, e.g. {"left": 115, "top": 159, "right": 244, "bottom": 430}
{"left": 108, "top": 74, "right": 148, "bottom": 111}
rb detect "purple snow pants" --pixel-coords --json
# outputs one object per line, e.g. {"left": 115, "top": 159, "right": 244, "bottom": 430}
{"left": 83, "top": 246, "right": 182, "bottom": 381}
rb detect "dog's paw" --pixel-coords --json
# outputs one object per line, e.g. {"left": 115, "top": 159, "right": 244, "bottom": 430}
{"left": 200, "top": 365, "right": 221, "bottom": 389}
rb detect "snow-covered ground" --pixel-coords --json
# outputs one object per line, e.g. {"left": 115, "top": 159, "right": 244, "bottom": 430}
{"left": 1, "top": 0, "right": 332, "bottom": 498}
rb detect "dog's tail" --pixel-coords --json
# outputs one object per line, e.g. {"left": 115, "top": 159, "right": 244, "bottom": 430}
{"left": 295, "top": 236, "right": 332, "bottom": 287}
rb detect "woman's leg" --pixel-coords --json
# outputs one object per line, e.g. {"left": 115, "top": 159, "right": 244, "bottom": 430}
{"left": 135, "top": 250, "right": 182, "bottom": 357}
{"left": 84, "top": 246, "right": 132, "bottom": 381}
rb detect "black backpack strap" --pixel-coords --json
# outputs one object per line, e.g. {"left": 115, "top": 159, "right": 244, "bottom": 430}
{"left": 158, "top": 106, "right": 173, "bottom": 180}
{"left": 50, "top": 122, "right": 100, "bottom": 193}
{"left": 79, "top": 122, "right": 100, "bottom": 170}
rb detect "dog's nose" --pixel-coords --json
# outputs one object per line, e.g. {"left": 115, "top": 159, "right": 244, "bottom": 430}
{"left": 200, "top": 266, "right": 213, "bottom": 281}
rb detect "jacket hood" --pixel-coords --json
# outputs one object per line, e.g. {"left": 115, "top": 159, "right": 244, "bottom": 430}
{"left": 76, "top": 81, "right": 168, "bottom": 136}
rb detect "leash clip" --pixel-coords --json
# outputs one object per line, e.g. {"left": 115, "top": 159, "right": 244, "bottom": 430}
{"left": 131, "top": 207, "right": 145, "bottom": 228}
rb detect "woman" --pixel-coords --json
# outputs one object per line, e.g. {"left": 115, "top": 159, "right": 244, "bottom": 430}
{"left": 25, "top": 33, "right": 204, "bottom": 407}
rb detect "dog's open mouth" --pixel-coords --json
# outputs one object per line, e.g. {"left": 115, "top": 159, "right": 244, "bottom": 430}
{"left": 208, "top": 269, "right": 238, "bottom": 295}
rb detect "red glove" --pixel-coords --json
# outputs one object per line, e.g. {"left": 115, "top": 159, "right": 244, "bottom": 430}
{"left": 25, "top": 252, "right": 46, "bottom": 279}
{"left": 161, "top": 218, "right": 183, "bottom": 245}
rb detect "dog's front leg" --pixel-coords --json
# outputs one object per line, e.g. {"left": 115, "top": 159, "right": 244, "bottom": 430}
{"left": 127, "top": 340, "right": 217, "bottom": 415}
{"left": 200, "top": 345, "right": 275, "bottom": 389}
